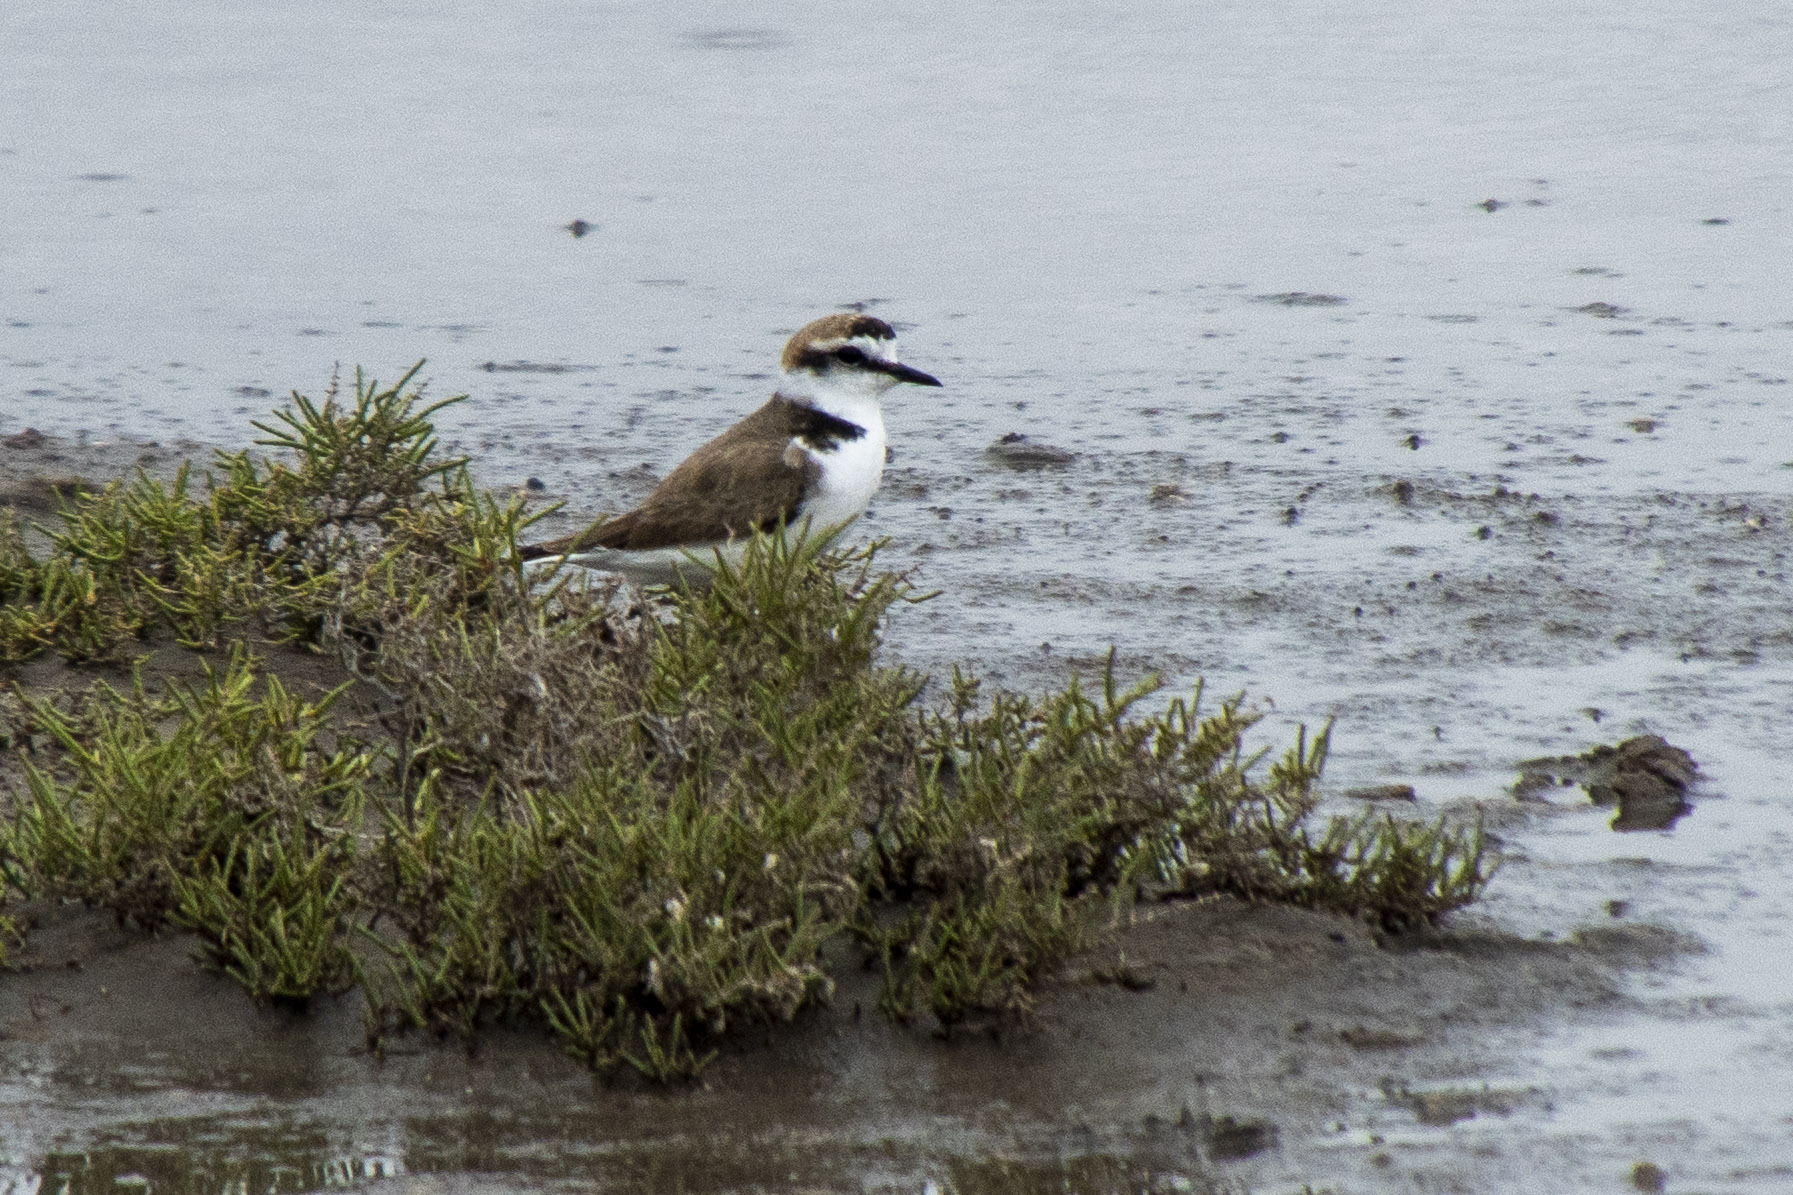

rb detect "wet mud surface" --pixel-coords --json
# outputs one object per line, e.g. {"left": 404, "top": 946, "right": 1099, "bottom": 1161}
{"left": 0, "top": 852, "right": 1696, "bottom": 1195}
{"left": 5, "top": 407, "right": 1788, "bottom": 1192}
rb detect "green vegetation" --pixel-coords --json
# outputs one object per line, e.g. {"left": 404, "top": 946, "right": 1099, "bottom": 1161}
{"left": 0, "top": 368, "right": 1496, "bottom": 1074}
{"left": 13, "top": 654, "right": 369, "bottom": 1000}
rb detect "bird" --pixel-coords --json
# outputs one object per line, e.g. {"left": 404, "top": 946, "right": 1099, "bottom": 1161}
{"left": 517, "top": 313, "right": 941, "bottom": 583}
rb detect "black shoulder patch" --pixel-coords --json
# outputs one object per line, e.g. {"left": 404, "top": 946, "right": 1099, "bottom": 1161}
{"left": 788, "top": 403, "right": 866, "bottom": 452}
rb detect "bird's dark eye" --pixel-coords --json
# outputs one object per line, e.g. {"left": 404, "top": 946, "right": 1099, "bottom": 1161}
{"left": 834, "top": 345, "right": 866, "bottom": 365}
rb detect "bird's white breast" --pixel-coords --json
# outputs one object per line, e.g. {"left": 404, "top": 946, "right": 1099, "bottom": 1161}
{"left": 798, "top": 391, "right": 886, "bottom": 532}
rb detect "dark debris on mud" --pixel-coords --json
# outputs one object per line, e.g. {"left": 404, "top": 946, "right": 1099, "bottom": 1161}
{"left": 1516, "top": 735, "right": 1699, "bottom": 831}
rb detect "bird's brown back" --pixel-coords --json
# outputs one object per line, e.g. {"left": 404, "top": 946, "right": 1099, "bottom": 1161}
{"left": 518, "top": 396, "right": 866, "bottom": 558}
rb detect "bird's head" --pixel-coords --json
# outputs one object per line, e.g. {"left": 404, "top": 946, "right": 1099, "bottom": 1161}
{"left": 779, "top": 313, "right": 942, "bottom": 399}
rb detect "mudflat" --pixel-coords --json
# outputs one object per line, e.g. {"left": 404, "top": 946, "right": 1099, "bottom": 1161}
{"left": 0, "top": 428, "right": 1705, "bottom": 1194}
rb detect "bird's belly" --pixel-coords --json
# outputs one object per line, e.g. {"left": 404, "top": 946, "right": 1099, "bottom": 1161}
{"left": 532, "top": 541, "right": 745, "bottom": 586}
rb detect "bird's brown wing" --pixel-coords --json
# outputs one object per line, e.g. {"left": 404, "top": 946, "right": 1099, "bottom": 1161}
{"left": 519, "top": 421, "right": 817, "bottom": 559}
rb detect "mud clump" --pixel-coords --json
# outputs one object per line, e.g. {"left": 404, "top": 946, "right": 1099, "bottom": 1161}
{"left": 1148, "top": 482, "right": 1188, "bottom": 505}
{"left": 1342, "top": 784, "right": 1417, "bottom": 803}
{"left": 1338, "top": 1025, "right": 1423, "bottom": 1050}
{"left": 1515, "top": 735, "right": 1697, "bottom": 831}
{"left": 1202, "top": 1114, "right": 1276, "bottom": 1160}
{"left": 1254, "top": 292, "right": 1347, "bottom": 307}
{"left": 0, "top": 475, "right": 94, "bottom": 517}
{"left": 1385, "top": 1082, "right": 1533, "bottom": 1126}
{"left": 986, "top": 432, "right": 1075, "bottom": 470}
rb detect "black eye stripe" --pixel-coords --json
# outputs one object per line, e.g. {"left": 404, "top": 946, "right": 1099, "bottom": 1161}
{"left": 834, "top": 345, "right": 867, "bottom": 365}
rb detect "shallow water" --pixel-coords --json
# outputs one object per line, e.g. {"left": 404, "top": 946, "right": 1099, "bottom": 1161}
{"left": 6, "top": 0, "right": 1793, "bottom": 1190}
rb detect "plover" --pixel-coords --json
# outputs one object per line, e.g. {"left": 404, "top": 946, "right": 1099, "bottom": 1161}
{"left": 518, "top": 313, "right": 941, "bottom": 582}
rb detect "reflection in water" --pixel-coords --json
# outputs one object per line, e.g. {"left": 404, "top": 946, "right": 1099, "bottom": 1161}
{"left": 11, "top": 1129, "right": 1234, "bottom": 1194}
{"left": 939, "top": 1155, "right": 1211, "bottom": 1195}
{"left": 22, "top": 1146, "right": 399, "bottom": 1195}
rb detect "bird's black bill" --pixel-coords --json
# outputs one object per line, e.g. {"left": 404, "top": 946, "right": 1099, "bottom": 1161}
{"left": 876, "top": 360, "right": 943, "bottom": 387}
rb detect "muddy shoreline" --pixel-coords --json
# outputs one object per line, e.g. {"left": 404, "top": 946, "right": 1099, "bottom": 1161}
{"left": 1, "top": 430, "right": 1704, "bottom": 1193}
{"left": 3, "top": 871, "right": 1695, "bottom": 1193}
